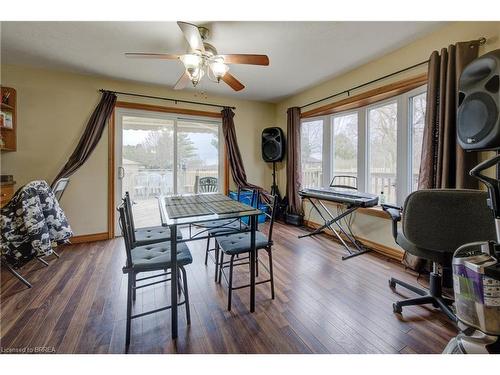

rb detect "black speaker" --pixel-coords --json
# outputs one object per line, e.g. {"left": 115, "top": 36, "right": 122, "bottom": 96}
{"left": 458, "top": 49, "right": 500, "bottom": 151}
{"left": 262, "top": 127, "right": 285, "bottom": 162}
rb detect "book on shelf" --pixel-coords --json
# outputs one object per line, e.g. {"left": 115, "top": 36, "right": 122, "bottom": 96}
{"left": 0, "top": 111, "right": 13, "bottom": 128}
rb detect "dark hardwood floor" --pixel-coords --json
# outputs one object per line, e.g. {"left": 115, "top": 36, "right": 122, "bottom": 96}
{"left": 0, "top": 222, "right": 458, "bottom": 353}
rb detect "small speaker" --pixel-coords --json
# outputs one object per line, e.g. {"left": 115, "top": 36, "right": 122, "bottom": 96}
{"left": 262, "top": 127, "right": 285, "bottom": 162}
{"left": 458, "top": 49, "right": 500, "bottom": 150}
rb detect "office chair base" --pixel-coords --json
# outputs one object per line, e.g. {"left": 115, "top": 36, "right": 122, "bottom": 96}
{"left": 389, "top": 273, "right": 457, "bottom": 322}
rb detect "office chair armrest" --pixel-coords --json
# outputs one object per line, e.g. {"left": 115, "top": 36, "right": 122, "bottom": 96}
{"left": 381, "top": 204, "right": 402, "bottom": 240}
{"left": 381, "top": 204, "right": 402, "bottom": 221}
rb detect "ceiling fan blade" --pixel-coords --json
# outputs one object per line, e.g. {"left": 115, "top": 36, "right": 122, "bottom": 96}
{"left": 177, "top": 21, "right": 205, "bottom": 53}
{"left": 174, "top": 71, "right": 191, "bottom": 90}
{"left": 125, "top": 52, "right": 180, "bottom": 60}
{"left": 218, "top": 54, "right": 269, "bottom": 66}
{"left": 222, "top": 72, "right": 245, "bottom": 92}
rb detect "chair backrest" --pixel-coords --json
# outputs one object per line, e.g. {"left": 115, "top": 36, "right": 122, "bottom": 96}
{"left": 330, "top": 175, "right": 357, "bottom": 190}
{"left": 402, "top": 189, "right": 496, "bottom": 253}
{"left": 52, "top": 178, "right": 70, "bottom": 201}
{"left": 198, "top": 176, "right": 218, "bottom": 193}
{"left": 237, "top": 186, "right": 258, "bottom": 207}
{"left": 123, "top": 192, "right": 138, "bottom": 242}
{"left": 257, "top": 191, "right": 278, "bottom": 243}
{"left": 117, "top": 204, "right": 134, "bottom": 268}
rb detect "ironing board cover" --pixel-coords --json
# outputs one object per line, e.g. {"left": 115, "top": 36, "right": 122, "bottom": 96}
{"left": 1, "top": 180, "right": 73, "bottom": 267}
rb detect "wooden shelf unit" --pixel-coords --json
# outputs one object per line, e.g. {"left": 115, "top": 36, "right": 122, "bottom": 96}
{"left": 1, "top": 87, "right": 17, "bottom": 152}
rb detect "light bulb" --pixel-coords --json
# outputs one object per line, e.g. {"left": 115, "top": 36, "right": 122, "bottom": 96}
{"left": 210, "top": 60, "right": 229, "bottom": 80}
{"left": 189, "top": 67, "right": 205, "bottom": 86}
{"left": 180, "top": 53, "right": 202, "bottom": 71}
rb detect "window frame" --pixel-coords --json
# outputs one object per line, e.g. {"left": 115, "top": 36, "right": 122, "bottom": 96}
{"left": 115, "top": 107, "right": 224, "bottom": 195}
{"left": 300, "top": 116, "right": 329, "bottom": 188}
{"left": 330, "top": 110, "right": 360, "bottom": 187}
{"left": 300, "top": 84, "right": 427, "bottom": 205}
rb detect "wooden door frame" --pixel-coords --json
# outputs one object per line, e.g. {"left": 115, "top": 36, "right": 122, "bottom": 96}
{"left": 107, "top": 101, "right": 229, "bottom": 238}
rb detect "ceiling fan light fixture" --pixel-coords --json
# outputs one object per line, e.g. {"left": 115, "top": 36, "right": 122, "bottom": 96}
{"left": 189, "top": 67, "right": 205, "bottom": 87}
{"left": 125, "top": 22, "right": 268, "bottom": 91}
{"left": 180, "top": 53, "right": 202, "bottom": 71}
{"left": 209, "top": 60, "right": 229, "bottom": 81}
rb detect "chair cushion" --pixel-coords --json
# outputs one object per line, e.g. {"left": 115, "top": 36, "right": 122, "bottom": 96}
{"left": 207, "top": 220, "right": 249, "bottom": 235}
{"left": 134, "top": 226, "right": 182, "bottom": 245}
{"left": 131, "top": 241, "right": 192, "bottom": 272}
{"left": 217, "top": 231, "right": 270, "bottom": 255}
{"left": 396, "top": 231, "right": 452, "bottom": 265}
{"left": 195, "top": 219, "right": 247, "bottom": 229}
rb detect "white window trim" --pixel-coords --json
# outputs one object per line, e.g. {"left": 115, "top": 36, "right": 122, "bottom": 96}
{"left": 301, "top": 84, "right": 427, "bottom": 205}
{"left": 365, "top": 96, "right": 399, "bottom": 202}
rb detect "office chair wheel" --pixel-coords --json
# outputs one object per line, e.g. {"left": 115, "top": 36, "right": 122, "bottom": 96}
{"left": 389, "top": 279, "right": 396, "bottom": 290}
{"left": 393, "top": 303, "right": 402, "bottom": 314}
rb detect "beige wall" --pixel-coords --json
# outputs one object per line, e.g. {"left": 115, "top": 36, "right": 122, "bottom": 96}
{"left": 275, "top": 21, "right": 500, "bottom": 252}
{"left": 1, "top": 21, "right": 498, "bottom": 246}
{"left": 0, "top": 64, "right": 275, "bottom": 236}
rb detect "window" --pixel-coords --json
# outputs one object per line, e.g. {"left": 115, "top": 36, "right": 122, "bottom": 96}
{"left": 177, "top": 120, "right": 220, "bottom": 194}
{"left": 300, "top": 85, "right": 427, "bottom": 204}
{"left": 117, "top": 109, "right": 223, "bottom": 227}
{"left": 410, "top": 92, "right": 426, "bottom": 192}
{"left": 368, "top": 102, "right": 397, "bottom": 202}
{"left": 300, "top": 119, "right": 324, "bottom": 188}
{"left": 332, "top": 113, "right": 358, "bottom": 181}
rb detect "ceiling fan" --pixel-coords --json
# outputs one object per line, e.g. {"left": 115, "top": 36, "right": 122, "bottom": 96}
{"left": 125, "top": 21, "right": 270, "bottom": 92}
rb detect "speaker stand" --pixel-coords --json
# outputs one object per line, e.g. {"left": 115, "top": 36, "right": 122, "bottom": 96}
{"left": 270, "top": 161, "right": 281, "bottom": 200}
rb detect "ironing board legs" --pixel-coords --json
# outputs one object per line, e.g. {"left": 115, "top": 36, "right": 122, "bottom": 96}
{"left": 3, "top": 263, "right": 32, "bottom": 288}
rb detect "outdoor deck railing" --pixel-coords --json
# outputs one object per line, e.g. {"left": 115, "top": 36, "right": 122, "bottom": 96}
{"left": 302, "top": 168, "right": 418, "bottom": 203}
{"left": 123, "top": 168, "right": 219, "bottom": 199}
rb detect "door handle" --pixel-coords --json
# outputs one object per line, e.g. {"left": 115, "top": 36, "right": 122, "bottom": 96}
{"left": 118, "top": 166, "right": 125, "bottom": 180}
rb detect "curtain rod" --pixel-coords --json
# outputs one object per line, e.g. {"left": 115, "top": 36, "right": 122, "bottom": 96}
{"left": 300, "top": 37, "right": 487, "bottom": 110}
{"left": 99, "top": 89, "right": 235, "bottom": 110}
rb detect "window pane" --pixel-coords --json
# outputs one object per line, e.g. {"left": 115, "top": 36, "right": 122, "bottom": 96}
{"left": 301, "top": 120, "right": 323, "bottom": 188}
{"left": 332, "top": 113, "right": 358, "bottom": 187}
{"left": 122, "top": 116, "right": 174, "bottom": 227}
{"left": 368, "top": 102, "right": 397, "bottom": 203}
{"left": 177, "top": 120, "right": 220, "bottom": 194}
{"left": 410, "top": 92, "right": 426, "bottom": 192}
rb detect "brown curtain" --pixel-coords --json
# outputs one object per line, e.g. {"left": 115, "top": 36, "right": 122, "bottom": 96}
{"left": 221, "top": 107, "right": 264, "bottom": 191}
{"left": 52, "top": 91, "right": 117, "bottom": 185}
{"left": 418, "top": 40, "right": 480, "bottom": 190}
{"left": 286, "top": 107, "right": 303, "bottom": 215}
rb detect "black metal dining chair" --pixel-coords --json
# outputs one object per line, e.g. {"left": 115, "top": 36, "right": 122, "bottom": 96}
{"left": 215, "top": 192, "right": 278, "bottom": 311}
{"left": 117, "top": 204, "right": 192, "bottom": 352}
{"left": 200, "top": 188, "right": 257, "bottom": 274}
{"left": 123, "top": 192, "right": 182, "bottom": 246}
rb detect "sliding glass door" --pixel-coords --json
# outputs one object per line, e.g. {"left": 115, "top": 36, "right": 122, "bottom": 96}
{"left": 177, "top": 120, "right": 220, "bottom": 194}
{"left": 115, "top": 108, "right": 222, "bottom": 229}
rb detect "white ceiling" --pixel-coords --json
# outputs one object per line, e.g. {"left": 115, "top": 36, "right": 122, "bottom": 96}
{"left": 1, "top": 21, "right": 445, "bottom": 102}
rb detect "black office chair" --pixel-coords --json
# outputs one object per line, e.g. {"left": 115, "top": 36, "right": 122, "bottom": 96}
{"left": 117, "top": 204, "right": 192, "bottom": 352}
{"left": 215, "top": 192, "right": 278, "bottom": 311}
{"left": 382, "top": 189, "right": 496, "bottom": 321}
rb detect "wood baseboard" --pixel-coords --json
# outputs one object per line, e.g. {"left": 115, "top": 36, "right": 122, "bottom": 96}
{"left": 69, "top": 232, "right": 110, "bottom": 244}
{"left": 303, "top": 219, "right": 403, "bottom": 261}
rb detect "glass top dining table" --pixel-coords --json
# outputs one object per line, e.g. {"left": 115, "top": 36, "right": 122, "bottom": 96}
{"left": 157, "top": 193, "right": 262, "bottom": 339}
